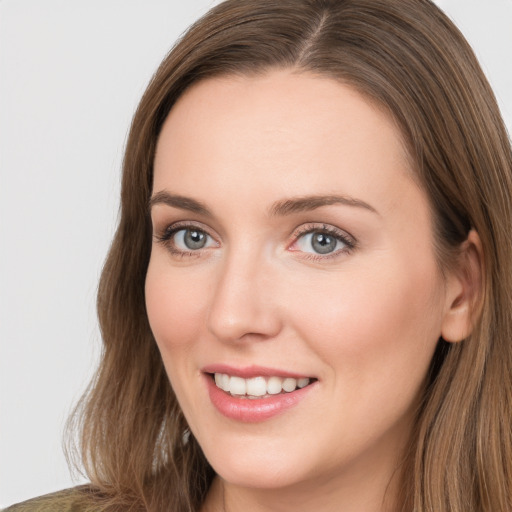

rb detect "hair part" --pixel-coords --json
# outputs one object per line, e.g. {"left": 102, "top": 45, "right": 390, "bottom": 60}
{"left": 66, "top": 1, "right": 512, "bottom": 510}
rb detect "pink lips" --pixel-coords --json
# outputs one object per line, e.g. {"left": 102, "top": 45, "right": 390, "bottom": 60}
{"left": 202, "top": 364, "right": 311, "bottom": 379}
{"left": 202, "top": 365, "right": 317, "bottom": 423}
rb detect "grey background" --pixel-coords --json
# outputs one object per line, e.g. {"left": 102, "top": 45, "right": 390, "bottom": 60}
{"left": 1, "top": 0, "right": 511, "bottom": 506}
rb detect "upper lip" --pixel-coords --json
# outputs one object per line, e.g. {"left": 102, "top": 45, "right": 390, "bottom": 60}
{"left": 202, "top": 364, "right": 314, "bottom": 379}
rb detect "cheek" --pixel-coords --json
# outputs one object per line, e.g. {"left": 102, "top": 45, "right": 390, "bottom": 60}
{"left": 280, "top": 259, "right": 445, "bottom": 458}
{"left": 145, "top": 259, "right": 208, "bottom": 353}
{"left": 287, "top": 257, "right": 444, "bottom": 384}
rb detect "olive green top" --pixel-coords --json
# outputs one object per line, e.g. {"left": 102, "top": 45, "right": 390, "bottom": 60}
{"left": 2, "top": 486, "right": 90, "bottom": 512}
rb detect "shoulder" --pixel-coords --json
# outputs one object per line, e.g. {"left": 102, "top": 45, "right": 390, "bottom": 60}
{"left": 2, "top": 486, "right": 93, "bottom": 512}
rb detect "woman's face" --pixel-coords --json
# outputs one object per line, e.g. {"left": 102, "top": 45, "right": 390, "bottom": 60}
{"left": 146, "top": 71, "right": 455, "bottom": 498}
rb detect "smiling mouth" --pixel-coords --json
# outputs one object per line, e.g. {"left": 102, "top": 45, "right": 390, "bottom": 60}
{"left": 210, "top": 373, "right": 316, "bottom": 399}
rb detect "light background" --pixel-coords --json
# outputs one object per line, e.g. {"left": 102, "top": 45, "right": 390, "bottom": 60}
{"left": 1, "top": 0, "right": 511, "bottom": 507}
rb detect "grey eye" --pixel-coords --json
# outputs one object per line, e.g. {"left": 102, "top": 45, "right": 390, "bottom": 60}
{"left": 184, "top": 229, "right": 207, "bottom": 249}
{"left": 295, "top": 231, "right": 346, "bottom": 255}
{"left": 310, "top": 232, "right": 337, "bottom": 254}
{"left": 175, "top": 228, "right": 211, "bottom": 250}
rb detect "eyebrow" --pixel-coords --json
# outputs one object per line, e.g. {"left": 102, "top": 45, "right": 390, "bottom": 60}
{"left": 149, "top": 191, "right": 212, "bottom": 216}
{"left": 269, "top": 194, "right": 379, "bottom": 216}
{"left": 149, "top": 191, "right": 379, "bottom": 217}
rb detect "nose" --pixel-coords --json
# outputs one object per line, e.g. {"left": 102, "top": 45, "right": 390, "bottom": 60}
{"left": 207, "top": 251, "right": 282, "bottom": 343}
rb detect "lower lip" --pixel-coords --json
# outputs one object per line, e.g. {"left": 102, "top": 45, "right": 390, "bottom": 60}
{"left": 205, "top": 374, "right": 316, "bottom": 423}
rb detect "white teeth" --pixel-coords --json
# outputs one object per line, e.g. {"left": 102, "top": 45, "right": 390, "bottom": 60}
{"left": 220, "top": 373, "right": 230, "bottom": 392}
{"left": 267, "top": 376, "right": 283, "bottom": 395}
{"left": 282, "top": 377, "right": 297, "bottom": 392}
{"left": 213, "top": 373, "right": 311, "bottom": 397}
{"left": 297, "top": 377, "right": 309, "bottom": 388}
{"left": 246, "top": 377, "right": 267, "bottom": 396}
{"left": 229, "top": 376, "right": 246, "bottom": 395}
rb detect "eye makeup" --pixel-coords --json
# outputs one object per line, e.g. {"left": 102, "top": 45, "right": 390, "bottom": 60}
{"left": 153, "top": 218, "right": 357, "bottom": 263}
{"left": 288, "top": 222, "right": 357, "bottom": 261}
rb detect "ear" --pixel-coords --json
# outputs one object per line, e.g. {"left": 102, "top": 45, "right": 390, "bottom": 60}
{"left": 441, "top": 229, "right": 484, "bottom": 343}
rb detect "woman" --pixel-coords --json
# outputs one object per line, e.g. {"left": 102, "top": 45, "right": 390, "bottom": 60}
{"left": 6, "top": 0, "right": 512, "bottom": 510}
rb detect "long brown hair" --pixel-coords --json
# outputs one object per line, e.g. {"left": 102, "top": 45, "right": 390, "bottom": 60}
{"left": 67, "top": 0, "right": 512, "bottom": 510}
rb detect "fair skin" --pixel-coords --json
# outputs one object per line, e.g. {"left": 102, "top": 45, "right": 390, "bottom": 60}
{"left": 145, "top": 70, "right": 476, "bottom": 512}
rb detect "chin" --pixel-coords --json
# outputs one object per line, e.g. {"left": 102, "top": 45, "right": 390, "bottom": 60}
{"left": 198, "top": 435, "right": 308, "bottom": 490}
{"left": 214, "top": 459, "right": 304, "bottom": 490}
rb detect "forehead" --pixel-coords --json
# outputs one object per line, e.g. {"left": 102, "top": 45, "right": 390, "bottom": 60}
{"left": 153, "top": 70, "right": 422, "bottom": 221}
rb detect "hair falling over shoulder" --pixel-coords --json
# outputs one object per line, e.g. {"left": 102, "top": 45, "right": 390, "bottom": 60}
{"left": 63, "top": 1, "right": 512, "bottom": 510}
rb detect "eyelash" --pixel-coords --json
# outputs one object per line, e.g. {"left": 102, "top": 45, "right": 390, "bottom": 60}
{"left": 289, "top": 223, "right": 356, "bottom": 260}
{"left": 155, "top": 221, "right": 214, "bottom": 258}
{"left": 154, "top": 222, "right": 356, "bottom": 260}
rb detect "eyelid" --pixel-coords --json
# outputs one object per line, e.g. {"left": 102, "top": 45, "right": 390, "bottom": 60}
{"left": 154, "top": 221, "right": 219, "bottom": 256}
{"left": 153, "top": 220, "right": 356, "bottom": 260}
{"left": 288, "top": 223, "right": 356, "bottom": 257}
{"left": 155, "top": 220, "right": 212, "bottom": 239}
